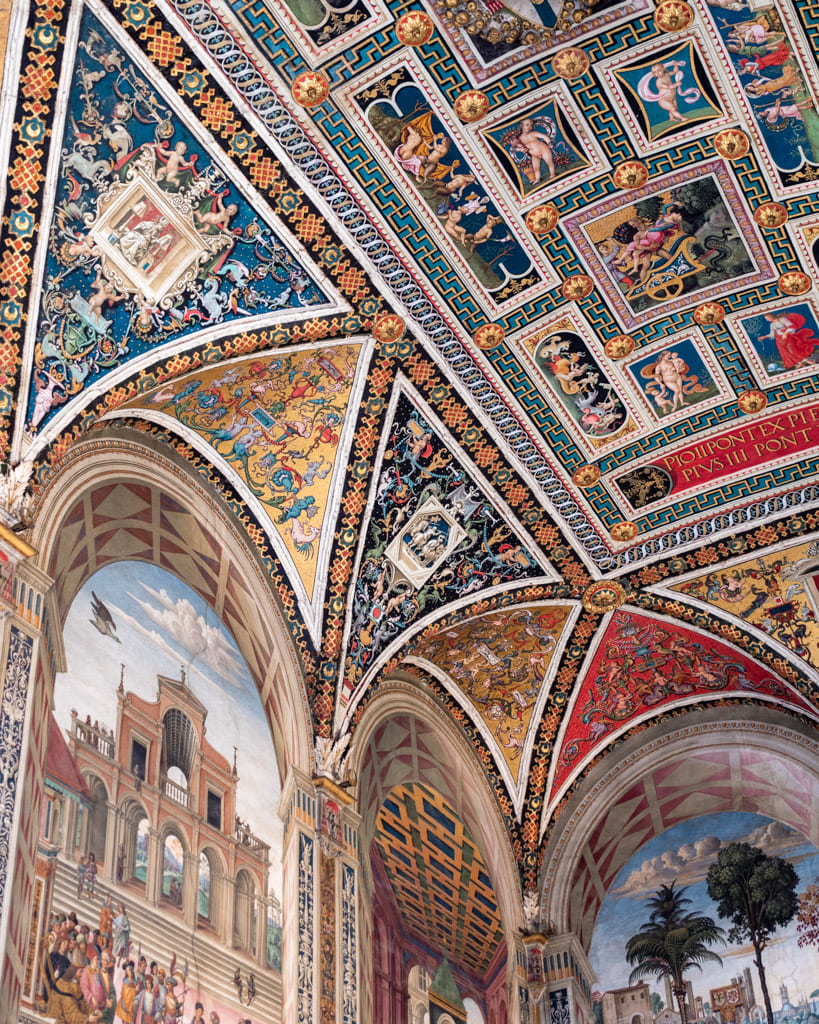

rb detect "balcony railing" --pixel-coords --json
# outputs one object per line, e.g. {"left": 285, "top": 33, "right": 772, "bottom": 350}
{"left": 70, "top": 714, "right": 115, "bottom": 759}
{"left": 160, "top": 775, "right": 190, "bottom": 808}
{"left": 234, "top": 820, "right": 270, "bottom": 859}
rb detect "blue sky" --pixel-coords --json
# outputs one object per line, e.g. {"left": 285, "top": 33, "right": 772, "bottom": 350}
{"left": 589, "top": 811, "right": 819, "bottom": 1009}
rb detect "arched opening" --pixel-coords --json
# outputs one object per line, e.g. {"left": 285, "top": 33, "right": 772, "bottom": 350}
{"left": 234, "top": 868, "right": 256, "bottom": 953}
{"left": 135, "top": 818, "right": 150, "bottom": 888}
{"left": 198, "top": 850, "right": 212, "bottom": 920}
{"left": 541, "top": 715, "right": 819, "bottom": 1024}
{"left": 352, "top": 692, "right": 523, "bottom": 1022}
{"left": 161, "top": 831, "right": 185, "bottom": 909}
{"left": 7, "top": 436, "right": 312, "bottom": 1019}
{"left": 118, "top": 798, "right": 149, "bottom": 890}
{"left": 161, "top": 711, "right": 197, "bottom": 810}
{"left": 84, "top": 774, "right": 108, "bottom": 869}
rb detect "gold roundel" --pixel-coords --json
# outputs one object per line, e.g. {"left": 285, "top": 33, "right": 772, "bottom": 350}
{"left": 562, "top": 275, "right": 594, "bottom": 300}
{"left": 654, "top": 0, "right": 694, "bottom": 32}
{"left": 605, "top": 334, "right": 635, "bottom": 359}
{"left": 754, "top": 202, "right": 788, "bottom": 229}
{"left": 551, "top": 47, "right": 590, "bottom": 79}
{"left": 714, "top": 128, "right": 750, "bottom": 160}
{"left": 694, "top": 302, "right": 725, "bottom": 325}
{"left": 573, "top": 464, "right": 600, "bottom": 488}
{"left": 396, "top": 10, "right": 434, "bottom": 45}
{"left": 526, "top": 204, "right": 560, "bottom": 235}
{"left": 737, "top": 389, "right": 768, "bottom": 414}
{"left": 473, "top": 323, "right": 505, "bottom": 350}
{"left": 373, "top": 313, "right": 405, "bottom": 343}
{"left": 613, "top": 161, "right": 649, "bottom": 190}
{"left": 454, "top": 90, "right": 489, "bottom": 123}
{"left": 610, "top": 520, "right": 639, "bottom": 542}
{"left": 583, "top": 580, "right": 627, "bottom": 614}
{"left": 778, "top": 270, "right": 812, "bottom": 295}
{"left": 291, "top": 71, "right": 330, "bottom": 108}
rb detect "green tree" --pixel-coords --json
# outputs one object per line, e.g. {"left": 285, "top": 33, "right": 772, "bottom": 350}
{"left": 705, "top": 843, "right": 799, "bottom": 1024}
{"left": 626, "top": 882, "right": 725, "bottom": 1024}
{"left": 650, "top": 992, "right": 665, "bottom": 1014}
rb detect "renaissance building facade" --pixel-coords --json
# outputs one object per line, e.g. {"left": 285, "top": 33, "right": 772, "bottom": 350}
{"left": 1, "top": 0, "right": 819, "bottom": 1021}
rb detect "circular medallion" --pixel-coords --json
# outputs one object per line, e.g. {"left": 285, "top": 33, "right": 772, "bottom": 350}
{"left": 396, "top": 10, "right": 434, "bottom": 45}
{"left": 753, "top": 202, "right": 788, "bottom": 229}
{"left": 551, "top": 47, "right": 590, "bottom": 79}
{"left": 582, "top": 580, "right": 627, "bottom": 614}
{"left": 737, "top": 389, "right": 768, "bottom": 414}
{"left": 454, "top": 90, "right": 489, "bottom": 123}
{"left": 610, "top": 520, "right": 639, "bottom": 542}
{"left": 714, "top": 128, "right": 750, "bottom": 160}
{"left": 291, "top": 72, "right": 330, "bottom": 108}
{"left": 613, "top": 161, "right": 649, "bottom": 190}
{"left": 473, "top": 323, "right": 505, "bottom": 350}
{"left": 654, "top": 0, "right": 694, "bottom": 31}
{"left": 562, "top": 275, "right": 594, "bottom": 300}
{"left": 694, "top": 301, "right": 725, "bottom": 325}
{"left": 372, "top": 313, "right": 405, "bottom": 343}
{"left": 778, "top": 270, "right": 812, "bottom": 295}
{"left": 605, "top": 334, "right": 635, "bottom": 359}
{"left": 572, "top": 464, "right": 600, "bottom": 488}
{"left": 526, "top": 204, "right": 560, "bottom": 235}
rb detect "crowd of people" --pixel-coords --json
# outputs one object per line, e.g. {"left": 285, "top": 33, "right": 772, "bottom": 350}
{"left": 37, "top": 882, "right": 258, "bottom": 1024}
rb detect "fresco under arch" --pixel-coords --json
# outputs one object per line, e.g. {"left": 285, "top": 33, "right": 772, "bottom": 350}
{"left": 37, "top": 560, "right": 283, "bottom": 1021}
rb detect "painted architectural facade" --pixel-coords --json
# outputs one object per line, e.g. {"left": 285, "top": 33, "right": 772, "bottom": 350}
{"left": 0, "top": 0, "right": 818, "bottom": 1021}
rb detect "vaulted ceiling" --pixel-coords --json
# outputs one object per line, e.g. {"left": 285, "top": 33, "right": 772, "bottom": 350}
{"left": 3, "top": 0, "right": 819, "bottom": 980}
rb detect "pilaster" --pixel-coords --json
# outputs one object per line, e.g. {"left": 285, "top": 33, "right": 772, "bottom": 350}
{"left": 0, "top": 525, "right": 64, "bottom": 1024}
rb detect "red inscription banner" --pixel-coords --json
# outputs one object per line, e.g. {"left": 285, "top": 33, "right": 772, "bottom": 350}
{"left": 656, "top": 403, "right": 819, "bottom": 493}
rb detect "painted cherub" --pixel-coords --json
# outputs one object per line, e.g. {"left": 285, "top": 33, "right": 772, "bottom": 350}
{"left": 195, "top": 195, "right": 238, "bottom": 232}
{"left": 155, "top": 140, "right": 195, "bottom": 187}
{"left": 87, "top": 268, "right": 125, "bottom": 321}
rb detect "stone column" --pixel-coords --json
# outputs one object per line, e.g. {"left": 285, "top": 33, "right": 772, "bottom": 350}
{"left": 145, "top": 828, "right": 163, "bottom": 906}
{"left": 280, "top": 768, "right": 318, "bottom": 1024}
{"left": 103, "top": 803, "right": 122, "bottom": 880}
{"left": 0, "top": 525, "right": 65, "bottom": 1024}
{"left": 220, "top": 874, "right": 236, "bottom": 948}
{"left": 540, "top": 933, "right": 595, "bottom": 1024}
{"left": 182, "top": 850, "right": 198, "bottom": 928}
{"left": 255, "top": 893, "right": 268, "bottom": 966}
{"left": 61, "top": 797, "right": 78, "bottom": 858}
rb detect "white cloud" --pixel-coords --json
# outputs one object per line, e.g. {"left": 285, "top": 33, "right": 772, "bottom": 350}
{"left": 129, "top": 583, "right": 247, "bottom": 689}
{"left": 613, "top": 824, "right": 807, "bottom": 897}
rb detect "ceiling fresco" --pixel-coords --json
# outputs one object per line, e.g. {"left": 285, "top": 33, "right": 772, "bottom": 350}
{"left": 2, "top": 0, "right": 819, "bottom": 975}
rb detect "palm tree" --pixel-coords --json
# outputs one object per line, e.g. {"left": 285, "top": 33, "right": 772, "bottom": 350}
{"left": 626, "top": 882, "right": 725, "bottom": 1024}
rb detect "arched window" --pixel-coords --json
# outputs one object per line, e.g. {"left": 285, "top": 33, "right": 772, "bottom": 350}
{"left": 135, "top": 818, "right": 150, "bottom": 885}
{"left": 85, "top": 774, "right": 108, "bottom": 864}
{"left": 162, "top": 833, "right": 184, "bottom": 908}
{"left": 198, "top": 851, "right": 211, "bottom": 918}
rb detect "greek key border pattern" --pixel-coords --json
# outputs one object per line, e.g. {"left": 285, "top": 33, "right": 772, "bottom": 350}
{"left": 168, "top": 0, "right": 819, "bottom": 571}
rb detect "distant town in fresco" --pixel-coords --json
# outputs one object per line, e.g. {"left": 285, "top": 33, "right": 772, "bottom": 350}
{"left": 589, "top": 812, "right": 819, "bottom": 1024}
{"left": 37, "top": 562, "right": 282, "bottom": 1021}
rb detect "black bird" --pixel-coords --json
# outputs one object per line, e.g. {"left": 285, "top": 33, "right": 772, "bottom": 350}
{"left": 90, "top": 591, "right": 121, "bottom": 642}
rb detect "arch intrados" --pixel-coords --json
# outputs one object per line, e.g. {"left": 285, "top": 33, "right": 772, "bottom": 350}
{"left": 119, "top": 795, "right": 150, "bottom": 823}
{"left": 541, "top": 713, "right": 819, "bottom": 944}
{"left": 160, "top": 824, "right": 189, "bottom": 852}
{"left": 235, "top": 867, "right": 255, "bottom": 892}
{"left": 30, "top": 438, "right": 312, "bottom": 780}
{"left": 350, "top": 682, "right": 523, "bottom": 942}
{"left": 83, "top": 772, "right": 110, "bottom": 801}
{"left": 198, "top": 844, "right": 226, "bottom": 875}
